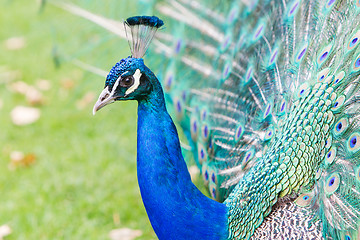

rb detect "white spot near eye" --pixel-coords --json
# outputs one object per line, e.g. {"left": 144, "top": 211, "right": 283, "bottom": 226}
{"left": 125, "top": 69, "right": 142, "bottom": 96}
{"left": 110, "top": 71, "right": 129, "bottom": 96}
{"left": 111, "top": 78, "right": 121, "bottom": 96}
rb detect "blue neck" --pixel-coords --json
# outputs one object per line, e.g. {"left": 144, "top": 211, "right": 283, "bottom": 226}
{"left": 136, "top": 83, "right": 228, "bottom": 240}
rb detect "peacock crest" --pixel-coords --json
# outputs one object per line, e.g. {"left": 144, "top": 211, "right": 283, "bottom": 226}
{"left": 124, "top": 16, "right": 163, "bottom": 58}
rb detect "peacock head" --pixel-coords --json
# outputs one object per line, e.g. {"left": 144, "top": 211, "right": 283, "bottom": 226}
{"left": 93, "top": 16, "right": 163, "bottom": 114}
{"left": 93, "top": 56, "right": 157, "bottom": 113}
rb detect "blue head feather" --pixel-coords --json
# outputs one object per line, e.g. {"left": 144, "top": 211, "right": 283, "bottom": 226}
{"left": 105, "top": 57, "right": 132, "bottom": 89}
{"left": 105, "top": 57, "right": 143, "bottom": 90}
{"left": 99, "top": 57, "right": 158, "bottom": 103}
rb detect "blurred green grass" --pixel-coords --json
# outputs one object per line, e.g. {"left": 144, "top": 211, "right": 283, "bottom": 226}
{"left": 0, "top": 1, "right": 156, "bottom": 239}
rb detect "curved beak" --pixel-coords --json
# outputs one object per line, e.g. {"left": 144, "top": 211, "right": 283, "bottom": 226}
{"left": 93, "top": 86, "right": 116, "bottom": 115}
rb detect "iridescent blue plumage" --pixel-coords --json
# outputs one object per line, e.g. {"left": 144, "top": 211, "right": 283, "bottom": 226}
{"left": 105, "top": 57, "right": 132, "bottom": 89}
{"left": 136, "top": 76, "right": 228, "bottom": 239}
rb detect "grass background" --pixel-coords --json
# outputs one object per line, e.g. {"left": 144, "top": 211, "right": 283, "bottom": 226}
{"left": 0, "top": 1, "right": 158, "bottom": 239}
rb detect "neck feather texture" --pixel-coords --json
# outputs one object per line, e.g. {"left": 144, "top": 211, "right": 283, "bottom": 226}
{"left": 136, "top": 82, "right": 228, "bottom": 240}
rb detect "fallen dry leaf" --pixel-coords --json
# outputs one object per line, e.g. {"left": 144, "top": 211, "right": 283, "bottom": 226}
{"left": 25, "top": 87, "right": 43, "bottom": 105}
{"left": 0, "top": 68, "right": 21, "bottom": 85}
{"left": 0, "top": 224, "right": 11, "bottom": 240}
{"left": 113, "top": 213, "right": 121, "bottom": 226}
{"left": 5, "top": 37, "right": 26, "bottom": 50}
{"left": 10, "top": 81, "right": 43, "bottom": 105}
{"left": 36, "top": 79, "right": 51, "bottom": 91}
{"left": 10, "top": 81, "right": 28, "bottom": 94}
{"left": 9, "top": 151, "right": 36, "bottom": 169}
{"left": 61, "top": 78, "right": 75, "bottom": 90}
{"left": 11, "top": 106, "right": 40, "bottom": 125}
{"left": 109, "top": 228, "right": 142, "bottom": 240}
{"left": 76, "top": 92, "right": 95, "bottom": 110}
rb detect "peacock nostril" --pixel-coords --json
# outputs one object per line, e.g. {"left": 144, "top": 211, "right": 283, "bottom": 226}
{"left": 101, "top": 94, "right": 109, "bottom": 101}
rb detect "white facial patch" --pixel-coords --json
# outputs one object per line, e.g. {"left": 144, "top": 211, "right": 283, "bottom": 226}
{"left": 110, "top": 71, "right": 129, "bottom": 96}
{"left": 125, "top": 69, "right": 142, "bottom": 96}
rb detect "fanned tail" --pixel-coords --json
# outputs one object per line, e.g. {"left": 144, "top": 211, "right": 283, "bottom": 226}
{"left": 155, "top": 0, "right": 360, "bottom": 238}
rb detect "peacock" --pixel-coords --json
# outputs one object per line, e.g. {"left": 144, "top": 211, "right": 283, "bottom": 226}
{"left": 51, "top": 0, "right": 360, "bottom": 239}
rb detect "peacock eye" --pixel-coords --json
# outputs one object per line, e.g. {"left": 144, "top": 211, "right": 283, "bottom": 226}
{"left": 120, "top": 76, "right": 134, "bottom": 87}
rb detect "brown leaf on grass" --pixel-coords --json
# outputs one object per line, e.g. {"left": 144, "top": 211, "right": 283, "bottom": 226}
{"left": 61, "top": 78, "right": 75, "bottom": 90}
{"left": 112, "top": 213, "right": 121, "bottom": 226}
{"left": 10, "top": 81, "right": 44, "bottom": 105}
{"left": 0, "top": 67, "right": 21, "bottom": 84}
{"left": 9, "top": 81, "right": 28, "bottom": 94}
{"left": 109, "top": 228, "right": 143, "bottom": 240}
{"left": 4, "top": 37, "right": 26, "bottom": 50}
{"left": 76, "top": 92, "right": 95, "bottom": 110}
{"left": 26, "top": 88, "right": 43, "bottom": 105}
{"left": 10, "top": 106, "right": 40, "bottom": 125}
{"left": 36, "top": 79, "right": 51, "bottom": 91}
{"left": 0, "top": 225, "right": 11, "bottom": 240}
{"left": 9, "top": 151, "right": 36, "bottom": 169}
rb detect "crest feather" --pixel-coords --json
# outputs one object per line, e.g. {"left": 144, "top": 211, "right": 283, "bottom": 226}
{"left": 124, "top": 16, "right": 164, "bottom": 58}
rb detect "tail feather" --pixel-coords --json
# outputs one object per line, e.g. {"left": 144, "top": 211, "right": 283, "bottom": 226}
{"left": 50, "top": 1, "right": 127, "bottom": 39}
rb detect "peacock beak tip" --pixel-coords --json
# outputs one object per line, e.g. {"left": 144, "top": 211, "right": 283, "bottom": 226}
{"left": 92, "top": 105, "right": 98, "bottom": 116}
{"left": 93, "top": 86, "right": 115, "bottom": 115}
